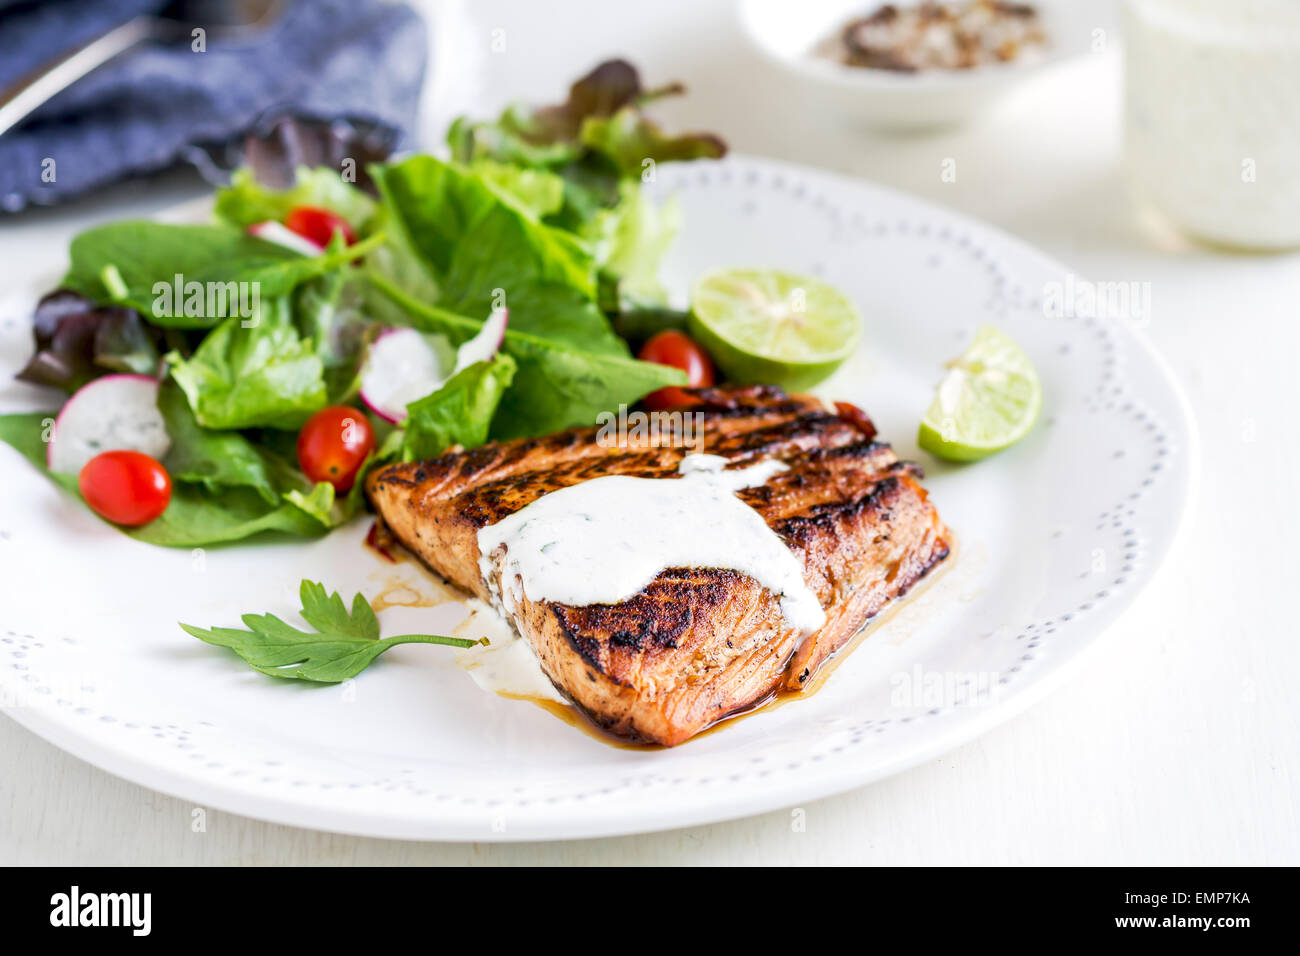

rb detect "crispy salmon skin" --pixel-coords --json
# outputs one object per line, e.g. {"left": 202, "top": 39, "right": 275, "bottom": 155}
{"left": 366, "top": 386, "right": 950, "bottom": 746}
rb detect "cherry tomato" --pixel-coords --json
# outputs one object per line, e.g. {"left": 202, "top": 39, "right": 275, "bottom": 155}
{"left": 78, "top": 450, "right": 172, "bottom": 527}
{"left": 297, "top": 406, "right": 375, "bottom": 492}
{"left": 638, "top": 330, "right": 716, "bottom": 411}
{"left": 284, "top": 205, "right": 358, "bottom": 247}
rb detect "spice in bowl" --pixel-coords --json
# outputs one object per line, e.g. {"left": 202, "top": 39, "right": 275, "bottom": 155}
{"left": 816, "top": 1, "right": 1047, "bottom": 73}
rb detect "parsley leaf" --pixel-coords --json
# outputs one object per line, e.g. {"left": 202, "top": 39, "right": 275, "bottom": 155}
{"left": 180, "top": 580, "right": 483, "bottom": 683}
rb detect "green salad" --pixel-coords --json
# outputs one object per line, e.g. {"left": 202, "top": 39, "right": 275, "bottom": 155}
{"left": 0, "top": 60, "right": 726, "bottom": 547}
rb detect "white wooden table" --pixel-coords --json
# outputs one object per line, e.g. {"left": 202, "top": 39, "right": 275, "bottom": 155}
{"left": 2, "top": 0, "right": 1296, "bottom": 865}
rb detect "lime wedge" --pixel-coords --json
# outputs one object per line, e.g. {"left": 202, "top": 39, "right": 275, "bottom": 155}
{"left": 688, "top": 268, "right": 861, "bottom": 391}
{"left": 918, "top": 325, "right": 1041, "bottom": 461}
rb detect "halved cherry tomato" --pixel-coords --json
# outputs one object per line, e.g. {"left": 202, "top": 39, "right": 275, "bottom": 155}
{"left": 297, "top": 405, "right": 375, "bottom": 492}
{"left": 284, "top": 205, "right": 358, "bottom": 247}
{"left": 78, "top": 450, "right": 172, "bottom": 527}
{"left": 638, "top": 330, "right": 716, "bottom": 411}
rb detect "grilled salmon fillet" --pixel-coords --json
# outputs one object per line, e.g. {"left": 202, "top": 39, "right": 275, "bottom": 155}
{"left": 366, "top": 385, "right": 950, "bottom": 746}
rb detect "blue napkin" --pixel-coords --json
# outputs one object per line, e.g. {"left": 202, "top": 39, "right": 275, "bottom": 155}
{"left": 0, "top": 0, "right": 428, "bottom": 212}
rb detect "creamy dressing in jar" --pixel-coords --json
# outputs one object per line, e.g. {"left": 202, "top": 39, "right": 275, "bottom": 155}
{"left": 1125, "top": 0, "right": 1300, "bottom": 248}
{"left": 476, "top": 453, "right": 826, "bottom": 634}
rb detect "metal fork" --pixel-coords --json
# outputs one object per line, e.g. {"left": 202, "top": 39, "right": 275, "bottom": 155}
{"left": 0, "top": 0, "right": 285, "bottom": 139}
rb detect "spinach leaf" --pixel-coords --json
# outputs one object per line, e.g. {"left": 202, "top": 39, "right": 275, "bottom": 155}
{"left": 156, "top": 379, "right": 284, "bottom": 504}
{"left": 0, "top": 412, "right": 57, "bottom": 471}
{"left": 63, "top": 222, "right": 381, "bottom": 327}
{"left": 402, "top": 354, "right": 517, "bottom": 460}
{"left": 130, "top": 483, "right": 333, "bottom": 547}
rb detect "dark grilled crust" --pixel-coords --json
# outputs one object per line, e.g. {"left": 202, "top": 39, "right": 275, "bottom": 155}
{"left": 371, "top": 386, "right": 867, "bottom": 531}
{"left": 367, "top": 385, "right": 951, "bottom": 745}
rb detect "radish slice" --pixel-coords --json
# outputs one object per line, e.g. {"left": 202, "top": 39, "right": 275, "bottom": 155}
{"left": 48, "top": 374, "right": 170, "bottom": 475}
{"left": 452, "top": 308, "right": 508, "bottom": 374}
{"left": 246, "top": 220, "right": 325, "bottom": 257}
{"left": 360, "top": 310, "right": 509, "bottom": 424}
{"left": 360, "top": 328, "right": 450, "bottom": 424}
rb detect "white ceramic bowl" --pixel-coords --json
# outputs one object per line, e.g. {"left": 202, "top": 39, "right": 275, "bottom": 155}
{"left": 738, "top": 0, "right": 1097, "bottom": 129}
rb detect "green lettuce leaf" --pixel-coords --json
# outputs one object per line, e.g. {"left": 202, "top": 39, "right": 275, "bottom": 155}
{"left": 370, "top": 155, "right": 627, "bottom": 355}
{"left": 292, "top": 261, "right": 375, "bottom": 404}
{"left": 586, "top": 181, "right": 681, "bottom": 305}
{"left": 368, "top": 274, "right": 684, "bottom": 439}
{"left": 446, "top": 107, "right": 582, "bottom": 171}
{"left": 281, "top": 480, "right": 343, "bottom": 528}
{"left": 447, "top": 60, "right": 724, "bottom": 172}
{"left": 579, "top": 106, "right": 726, "bottom": 177}
{"left": 447, "top": 59, "right": 724, "bottom": 235}
{"left": 441, "top": 60, "right": 719, "bottom": 312}
{"left": 402, "top": 353, "right": 517, "bottom": 460}
{"left": 213, "top": 167, "right": 377, "bottom": 232}
{"left": 168, "top": 296, "right": 328, "bottom": 430}
{"left": 467, "top": 160, "right": 566, "bottom": 219}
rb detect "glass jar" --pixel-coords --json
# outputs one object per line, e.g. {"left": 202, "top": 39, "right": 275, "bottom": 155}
{"left": 1124, "top": 0, "right": 1300, "bottom": 250}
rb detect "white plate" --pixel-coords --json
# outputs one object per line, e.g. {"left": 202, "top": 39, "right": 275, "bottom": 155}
{"left": 0, "top": 155, "right": 1193, "bottom": 841}
{"left": 737, "top": 0, "right": 1096, "bottom": 128}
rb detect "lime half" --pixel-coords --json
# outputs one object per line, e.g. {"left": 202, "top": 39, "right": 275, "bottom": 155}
{"left": 918, "top": 325, "right": 1041, "bottom": 462}
{"left": 688, "top": 268, "right": 861, "bottom": 391}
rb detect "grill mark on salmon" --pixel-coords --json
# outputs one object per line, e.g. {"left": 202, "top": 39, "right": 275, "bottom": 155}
{"left": 367, "top": 385, "right": 951, "bottom": 745}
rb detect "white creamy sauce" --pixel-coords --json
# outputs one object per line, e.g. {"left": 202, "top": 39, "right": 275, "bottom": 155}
{"left": 476, "top": 453, "right": 826, "bottom": 634}
{"left": 452, "top": 599, "right": 567, "bottom": 703}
